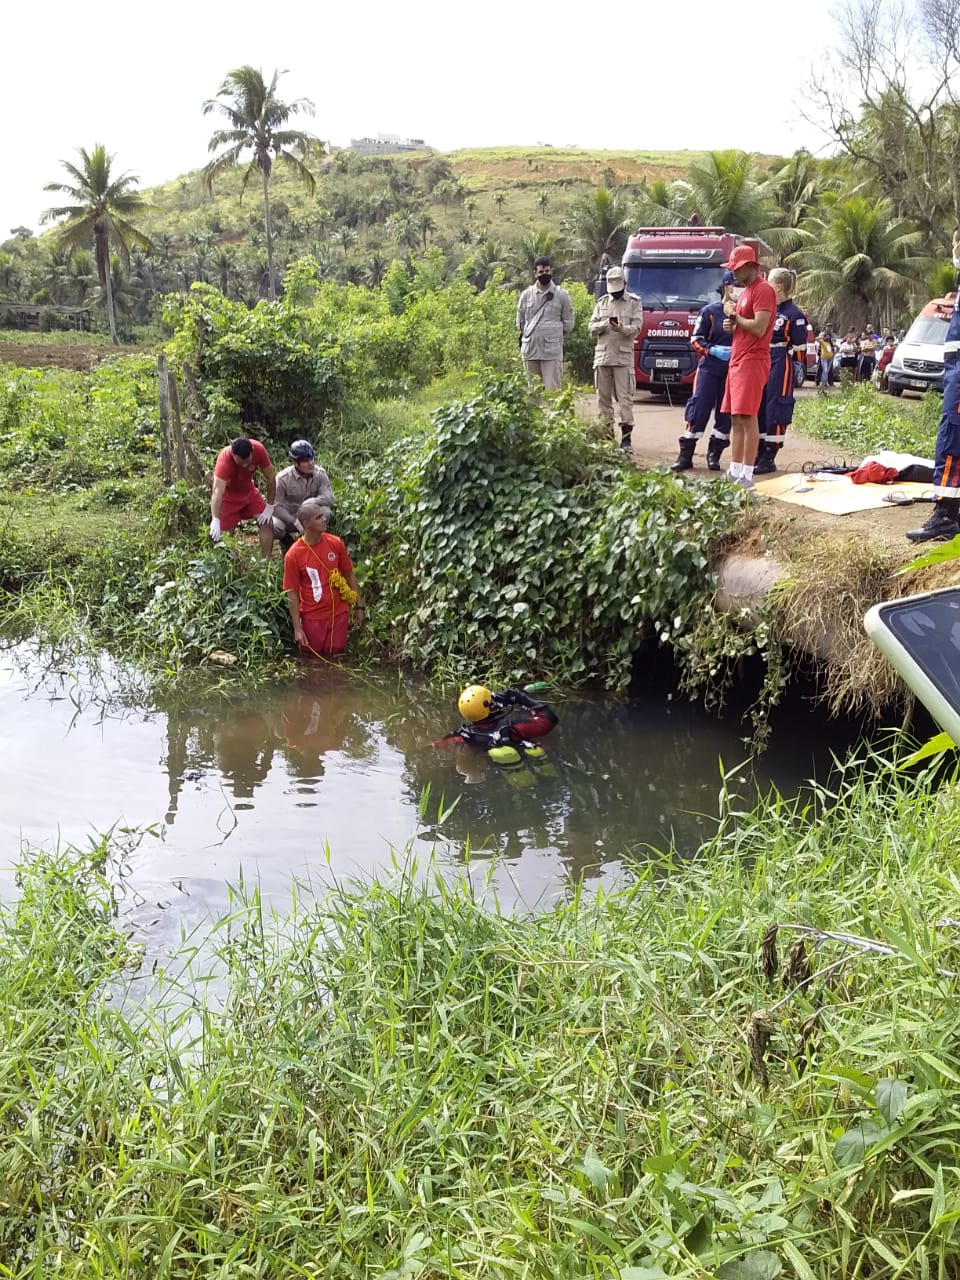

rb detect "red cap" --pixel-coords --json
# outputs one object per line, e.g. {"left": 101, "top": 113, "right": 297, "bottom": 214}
{"left": 723, "top": 244, "right": 760, "bottom": 270}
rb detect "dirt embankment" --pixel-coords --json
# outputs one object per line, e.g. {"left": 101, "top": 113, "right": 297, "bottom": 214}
{"left": 0, "top": 344, "right": 144, "bottom": 371}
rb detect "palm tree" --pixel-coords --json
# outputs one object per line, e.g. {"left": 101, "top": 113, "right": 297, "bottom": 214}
{"left": 386, "top": 209, "right": 421, "bottom": 252}
{"left": 493, "top": 190, "right": 507, "bottom": 214}
{"left": 364, "top": 251, "right": 389, "bottom": 288}
{"left": 509, "top": 229, "right": 565, "bottom": 288}
{"left": 203, "top": 66, "right": 318, "bottom": 300}
{"left": 760, "top": 151, "right": 837, "bottom": 257}
{"left": 684, "top": 150, "right": 772, "bottom": 236}
{"left": 562, "top": 186, "right": 633, "bottom": 281}
{"left": 42, "top": 144, "right": 152, "bottom": 343}
{"left": 788, "top": 195, "right": 929, "bottom": 330}
{"left": 634, "top": 177, "right": 691, "bottom": 227}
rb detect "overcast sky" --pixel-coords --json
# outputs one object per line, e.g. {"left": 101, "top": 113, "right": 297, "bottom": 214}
{"left": 6, "top": 0, "right": 839, "bottom": 239}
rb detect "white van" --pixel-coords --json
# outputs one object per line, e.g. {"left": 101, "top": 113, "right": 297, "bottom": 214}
{"left": 887, "top": 295, "right": 955, "bottom": 396}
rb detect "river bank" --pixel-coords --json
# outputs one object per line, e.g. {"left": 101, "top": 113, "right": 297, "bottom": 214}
{"left": 5, "top": 753, "right": 959, "bottom": 1278}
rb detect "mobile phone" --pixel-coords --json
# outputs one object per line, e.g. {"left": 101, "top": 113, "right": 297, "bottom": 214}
{"left": 864, "top": 586, "right": 960, "bottom": 744}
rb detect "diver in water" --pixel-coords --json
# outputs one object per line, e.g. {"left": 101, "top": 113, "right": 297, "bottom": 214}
{"left": 445, "top": 684, "right": 558, "bottom": 765}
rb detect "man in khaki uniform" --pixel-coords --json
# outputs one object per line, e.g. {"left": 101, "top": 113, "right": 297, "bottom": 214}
{"left": 516, "top": 255, "right": 575, "bottom": 390}
{"left": 588, "top": 265, "right": 643, "bottom": 450}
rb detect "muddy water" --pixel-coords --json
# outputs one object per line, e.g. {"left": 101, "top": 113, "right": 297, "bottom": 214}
{"left": 1, "top": 644, "right": 861, "bottom": 923}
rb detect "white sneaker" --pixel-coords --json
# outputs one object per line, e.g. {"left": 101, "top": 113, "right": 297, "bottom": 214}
{"left": 738, "top": 474, "right": 756, "bottom": 491}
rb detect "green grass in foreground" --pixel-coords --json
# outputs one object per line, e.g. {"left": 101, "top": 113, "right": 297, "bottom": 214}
{"left": 4, "top": 755, "right": 960, "bottom": 1277}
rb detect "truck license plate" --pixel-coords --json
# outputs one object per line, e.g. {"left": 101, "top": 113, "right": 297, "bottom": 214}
{"left": 908, "top": 379, "right": 927, "bottom": 389}
{"left": 655, "top": 358, "right": 679, "bottom": 369}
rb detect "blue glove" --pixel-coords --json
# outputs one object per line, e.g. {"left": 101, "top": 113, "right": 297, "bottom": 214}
{"left": 709, "top": 345, "right": 732, "bottom": 362}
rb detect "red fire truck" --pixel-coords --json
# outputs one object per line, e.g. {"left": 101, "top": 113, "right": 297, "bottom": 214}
{"left": 622, "top": 226, "right": 765, "bottom": 391}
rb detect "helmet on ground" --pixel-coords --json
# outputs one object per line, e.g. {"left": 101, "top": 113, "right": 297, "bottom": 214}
{"left": 289, "top": 440, "right": 315, "bottom": 461}
{"left": 458, "top": 684, "right": 495, "bottom": 722}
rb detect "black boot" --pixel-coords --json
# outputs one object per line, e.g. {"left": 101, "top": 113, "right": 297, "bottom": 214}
{"left": 705, "top": 437, "right": 728, "bottom": 471}
{"left": 619, "top": 431, "right": 633, "bottom": 452}
{"left": 670, "top": 437, "right": 696, "bottom": 472}
{"left": 906, "top": 500, "right": 960, "bottom": 543}
{"left": 754, "top": 442, "right": 781, "bottom": 476}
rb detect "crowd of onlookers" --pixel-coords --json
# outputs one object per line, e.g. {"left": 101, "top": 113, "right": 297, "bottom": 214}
{"left": 813, "top": 325, "right": 898, "bottom": 392}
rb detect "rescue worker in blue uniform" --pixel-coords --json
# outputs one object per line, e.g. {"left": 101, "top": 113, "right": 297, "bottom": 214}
{"left": 671, "top": 270, "right": 736, "bottom": 472}
{"left": 754, "top": 268, "right": 808, "bottom": 474}
{"left": 907, "top": 230, "right": 960, "bottom": 542}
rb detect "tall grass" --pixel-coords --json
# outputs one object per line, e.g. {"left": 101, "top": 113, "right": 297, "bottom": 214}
{"left": 4, "top": 754, "right": 960, "bottom": 1277}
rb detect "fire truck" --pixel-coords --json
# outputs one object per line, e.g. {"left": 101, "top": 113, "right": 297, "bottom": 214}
{"left": 622, "top": 226, "right": 765, "bottom": 391}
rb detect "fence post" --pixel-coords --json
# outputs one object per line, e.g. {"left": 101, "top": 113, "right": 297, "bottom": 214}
{"left": 157, "top": 353, "right": 172, "bottom": 485}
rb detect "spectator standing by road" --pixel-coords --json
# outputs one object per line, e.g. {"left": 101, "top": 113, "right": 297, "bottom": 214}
{"left": 517, "top": 256, "right": 575, "bottom": 391}
{"left": 876, "top": 336, "right": 896, "bottom": 392}
{"left": 720, "top": 245, "right": 776, "bottom": 490}
{"left": 670, "top": 269, "right": 736, "bottom": 472}
{"left": 907, "top": 228, "right": 960, "bottom": 543}
{"left": 755, "top": 268, "right": 808, "bottom": 475}
{"left": 587, "top": 265, "right": 643, "bottom": 451}
{"left": 857, "top": 331, "right": 878, "bottom": 382}
{"left": 816, "top": 328, "right": 836, "bottom": 393}
{"left": 272, "top": 440, "right": 334, "bottom": 549}
{"left": 209, "top": 436, "right": 277, "bottom": 559}
{"left": 839, "top": 331, "right": 860, "bottom": 379}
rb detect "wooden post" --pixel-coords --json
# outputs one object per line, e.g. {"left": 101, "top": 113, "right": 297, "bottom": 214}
{"left": 167, "top": 369, "right": 188, "bottom": 480}
{"left": 157, "top": 353, "right": 172, "bottom": 485}
{"left": 178, "top": 362, "right": 208, "bottom": 483}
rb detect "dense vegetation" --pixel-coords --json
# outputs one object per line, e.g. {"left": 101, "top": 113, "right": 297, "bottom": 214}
{"left": 4, "top": 753, "right": 960, "bottom": 1277}
{"left": 0, "top": 270, "right": 745, "bottom": 690}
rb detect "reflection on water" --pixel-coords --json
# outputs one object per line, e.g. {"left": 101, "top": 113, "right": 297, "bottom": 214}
{"left": 0, "top": 644, "right": 865, "bottom": 917}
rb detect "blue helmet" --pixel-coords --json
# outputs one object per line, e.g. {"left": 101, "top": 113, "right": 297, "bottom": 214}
{"left": 289, "top": 440, "right": 315, "bottom": 462}
{"left": 719, "top": 269, "right": 737, "bottom": 293}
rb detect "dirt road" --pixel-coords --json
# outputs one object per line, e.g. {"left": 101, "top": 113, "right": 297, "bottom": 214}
{"left": 580, "top": 383, "right": 931, "bottom": 553}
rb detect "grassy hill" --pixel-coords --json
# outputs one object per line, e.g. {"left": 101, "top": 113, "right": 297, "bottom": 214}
{"left": 133, "top": 146, "right": 709, "bottom": 262}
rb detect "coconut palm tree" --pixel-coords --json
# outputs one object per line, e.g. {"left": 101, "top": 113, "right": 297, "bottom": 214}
{"left": 562, "top": 186, "right": 633, "bottom": 280}
{"left": 42, "top": 144, "right": 152, "bottom": 343}
{"left": 386, "top": 209, "right": 421, "bottom": 252}
{"left": 203, "top": 66, "right": 318, "bottom": 300}
{"left": 509, "top": 229, "right": 565, "bottom": 288}
{"left": 633, "top": 177, "right": 691, "bottom": 227}
{"left": 684, "top": 150, "right": 772, "bottom": 237}
{"left": 788, "top": 195, "right": 930, "bottom": 330}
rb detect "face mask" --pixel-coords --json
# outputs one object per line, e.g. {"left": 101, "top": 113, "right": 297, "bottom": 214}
{"left": 731, "top": 286, "right": 744, "bottom": 301}
{"left": 610, "top": 288, "right": 624, "bottom": 300}
{"left": 537, "top": 272, "right": 552, "bottom": 285}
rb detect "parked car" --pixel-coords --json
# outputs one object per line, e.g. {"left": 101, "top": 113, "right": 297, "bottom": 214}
{"left": 887, "top": 295, "right": 954, "bottom": 396}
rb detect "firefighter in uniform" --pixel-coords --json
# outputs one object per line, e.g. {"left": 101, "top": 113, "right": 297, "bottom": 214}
{"left": 588, "top": 265, "right": 644, "bottom": 451}
{"left": 755, "top": 268, "right": 808, "bottom": 475}
{"left": 907, "top": 230, "right": 960, "bottom": 542}
{"left": 671, "top": 270, "right": 736, "bottom": 472}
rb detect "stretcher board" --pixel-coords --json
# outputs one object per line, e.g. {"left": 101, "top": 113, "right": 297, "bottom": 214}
{"left": 752, "top": 474, "right": 934, "bottom": 515}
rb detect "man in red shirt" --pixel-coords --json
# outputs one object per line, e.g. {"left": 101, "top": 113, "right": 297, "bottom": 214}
{"left": 720, "top": 245, "right": 776, "bottom": 489}
{"left": 209, "top": 436, "right": 277, "bottom": 558}
{"left": 282, "top": 500, "right": 366, "bottom": 656}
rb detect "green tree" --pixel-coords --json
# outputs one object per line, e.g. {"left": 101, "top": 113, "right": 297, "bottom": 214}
{"left": 203, "top": 66, "right": 318, "bottom": 301}
{"left": 760, "top": 150, "right": 835, "bottom": 256}
{"left": 509, "top": 229, "right": 565, "bottom": 287}
{"left": 684, "top": 150, "right": 772, "bottom": 236}
{"left": 562, "top": 186, "right": 633, "bottom": 280}
{"left": 788, "top": 195, "right": 929, "bottom": 329}
{"left": 42, "top": 143, "right": 151, "bottom": 344}
{"left": 386, "top": 209, "right": 421, "bottom": 252}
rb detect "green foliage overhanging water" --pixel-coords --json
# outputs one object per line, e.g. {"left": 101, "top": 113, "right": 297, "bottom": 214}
{"left": 5, "top": 752, "right": 960, "bottom": 1277}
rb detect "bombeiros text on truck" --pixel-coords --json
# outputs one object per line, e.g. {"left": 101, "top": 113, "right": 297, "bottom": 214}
{"left": 619, "top": 226, "right": 768, "bottom": 391}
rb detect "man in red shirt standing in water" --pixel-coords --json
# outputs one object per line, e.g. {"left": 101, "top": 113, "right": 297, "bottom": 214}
{"left": 720, "top": 245, "right": 776, "bottom": 490}
{"left": 209, "top": 436, "right": 277, "bottom": 558}
{"left": 283, "top": 499, "right": 366, "bottom": 657}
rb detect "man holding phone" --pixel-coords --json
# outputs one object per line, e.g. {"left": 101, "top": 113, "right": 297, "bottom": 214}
{"left": 587, "top": 264, "right": 644, "bottom": 450}
{"left": 516, "top": 255, "right": 575, "bottom": 390}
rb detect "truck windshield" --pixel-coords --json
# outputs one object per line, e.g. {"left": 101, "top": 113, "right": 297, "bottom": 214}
{"left": 903, "top": 315, "right": 950, "bottom": 346}
{"left": 627, "top": 265, "right": 724, "bottom": 308}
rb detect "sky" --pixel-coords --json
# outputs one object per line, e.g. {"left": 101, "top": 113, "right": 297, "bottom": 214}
{"left": 5, "top": 0, "right": 841, "bottom": 240}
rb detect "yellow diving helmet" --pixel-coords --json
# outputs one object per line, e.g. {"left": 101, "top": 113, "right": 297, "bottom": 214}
{"left": 458, "top": 684, "right": 495, "bottom": 722}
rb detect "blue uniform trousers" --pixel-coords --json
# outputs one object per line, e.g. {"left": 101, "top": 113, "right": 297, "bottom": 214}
{"left": 682, "top": 358, "right": 731, "bottom": 441}
{"left": 933, "top": 308, "right": 960, "bottom": 500}
{"left": 758, "top": 349, "right": 797, "bottom": 444}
